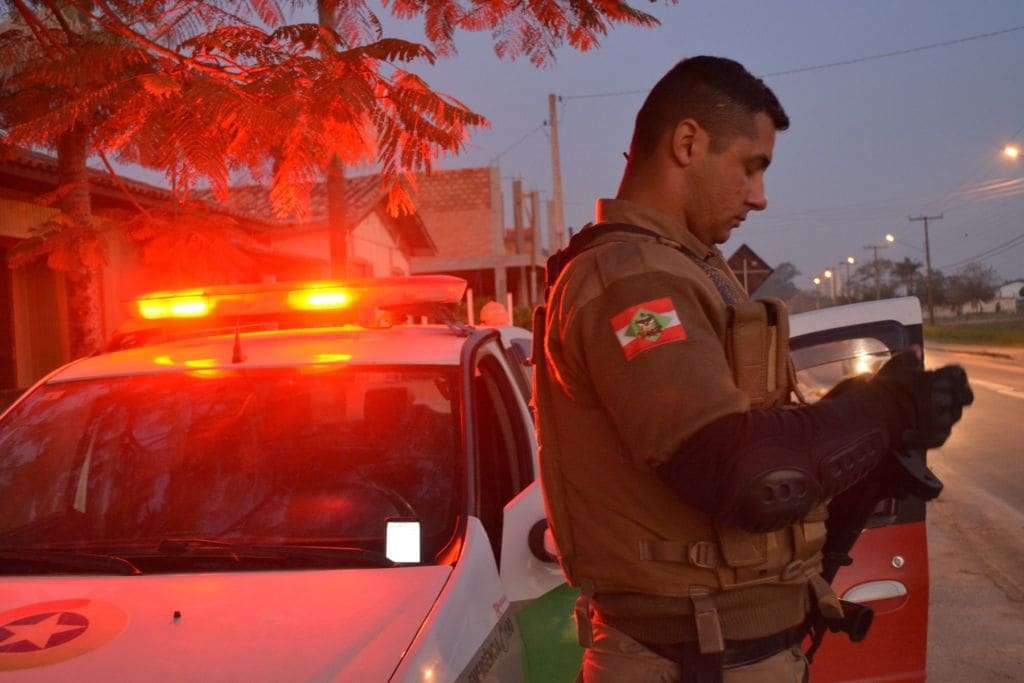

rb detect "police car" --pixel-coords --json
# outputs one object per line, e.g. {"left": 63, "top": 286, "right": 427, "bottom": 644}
{"left": 0, "top": 276, "right": 929, "bottom": 682}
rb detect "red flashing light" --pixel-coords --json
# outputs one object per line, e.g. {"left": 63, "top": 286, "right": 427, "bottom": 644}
{"left": 138, "top": 295, "right": 211, "bottom": 320}
{"left": 288, "top": 287, "right": 353, "bottom": 311}
{"left": 130, "top": 276, "right": 467, "bottom": 323}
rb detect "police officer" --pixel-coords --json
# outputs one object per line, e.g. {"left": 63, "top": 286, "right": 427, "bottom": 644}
{"left": 533, "top": 56, "right": 973, "bottom": 682}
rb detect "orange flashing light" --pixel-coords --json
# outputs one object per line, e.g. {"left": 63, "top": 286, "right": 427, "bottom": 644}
{"left": 138, "top": 296, "right": 211, "bottom": 320}
{"left": 314, "top": 353, "right": 352, "bottom": 363}
{"left": 288, "top": 287, "right": 352, "bottom": 311}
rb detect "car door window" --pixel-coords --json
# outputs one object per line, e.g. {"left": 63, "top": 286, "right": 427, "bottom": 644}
{"left": 473, "top": 348, "right": 533, "bottom": 562}
{"left": 791, "top": 337, "right": 892, "bottom": 402}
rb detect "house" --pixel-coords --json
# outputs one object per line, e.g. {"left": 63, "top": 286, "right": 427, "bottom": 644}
{"left": 727, "top": 243, "right": 773, "bottom": 295}
{"left": 405, "top": 167, "right": 546, "bottom": 309}
{"left": 225, "top": 167, "right": 549, "bottom": 310}
{"left": 995, "top": 282, "right": 1019, "bottom": 305}
{"left": 0, "top": 151, "right": 436, "bottom": 394}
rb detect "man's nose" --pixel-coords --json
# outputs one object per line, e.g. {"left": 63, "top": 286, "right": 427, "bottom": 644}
{"left": 747, "top": 179, "right": 767, "bottom": 211}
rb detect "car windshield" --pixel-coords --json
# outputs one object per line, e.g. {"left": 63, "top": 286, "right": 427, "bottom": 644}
{"left": 0, "top": 365, "right": 461, "bottom": 573}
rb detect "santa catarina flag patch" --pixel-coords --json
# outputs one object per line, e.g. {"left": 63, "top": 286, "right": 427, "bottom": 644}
{"left": 610, "top": 297, "right": 687, "bottom": 360}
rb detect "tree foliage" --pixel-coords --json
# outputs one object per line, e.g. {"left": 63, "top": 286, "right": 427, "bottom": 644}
{"left": 2, "top": 0, "right": 666, "bottom": 218}
{"left": 947, "top": 262, "right": 998, "bottom": 312}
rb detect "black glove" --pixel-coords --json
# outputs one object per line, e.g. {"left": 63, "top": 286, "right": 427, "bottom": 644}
{"left": 867, "top": 350, "right": 974, "bottom": 449}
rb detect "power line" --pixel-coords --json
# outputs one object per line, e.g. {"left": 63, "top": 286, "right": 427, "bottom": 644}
{"left": 939, "top": 232, "right": 1024, "bottom": 270}
{"left": 563, "top": 24, "right": 1024, "bottom": 101}
{"left": 491, "top": 121, "right": 548, "bottom": 163}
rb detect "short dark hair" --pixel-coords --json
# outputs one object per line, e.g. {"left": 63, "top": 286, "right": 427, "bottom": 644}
{"left": 627, "top": 56, "right": 789, "bottom": 164}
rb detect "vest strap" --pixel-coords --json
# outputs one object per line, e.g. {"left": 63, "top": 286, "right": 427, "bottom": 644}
{"left": 637, "top": 539, "right": 719, "bottom": 568}
{"left": 809, "top": 574, "right": 845, "bottom": 620}
{"left": 688, "top": 588, "right": 725, "bottom": 654}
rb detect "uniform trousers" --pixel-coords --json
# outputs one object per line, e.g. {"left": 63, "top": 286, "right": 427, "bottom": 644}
{"left": 579, "top": 619, "right": 809, "bottom": 683}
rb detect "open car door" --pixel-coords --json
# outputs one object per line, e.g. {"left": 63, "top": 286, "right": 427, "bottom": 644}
{"left": 790, "top": 297, "right": 929, "bottom": 683}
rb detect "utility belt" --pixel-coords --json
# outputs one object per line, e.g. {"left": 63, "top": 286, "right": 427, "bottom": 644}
{"left": 644, "top": 623, "right": 807, "bottom": 669}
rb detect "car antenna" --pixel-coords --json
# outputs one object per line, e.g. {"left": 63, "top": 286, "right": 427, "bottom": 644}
{"left": 231, "top": 320, "right": 246, "bottom": 364}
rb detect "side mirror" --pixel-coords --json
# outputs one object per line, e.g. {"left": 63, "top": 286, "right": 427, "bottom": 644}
{"left": 528, "top": 519, "right": 559, "bottom": 563}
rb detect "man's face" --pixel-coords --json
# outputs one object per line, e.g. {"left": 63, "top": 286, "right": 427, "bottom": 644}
{"left": 686, "top": 112, "right": 776, "bottom": 246}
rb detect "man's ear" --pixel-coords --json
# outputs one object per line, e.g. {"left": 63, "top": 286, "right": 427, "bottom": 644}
{"left": 671, "top": 119, "right": 702, "bottom": 167}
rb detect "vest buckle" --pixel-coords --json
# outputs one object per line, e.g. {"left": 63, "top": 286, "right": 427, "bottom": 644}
{"left": 781, "top": 559, "right": 809, "bottom": 581}
{"left": 688, "top": 541, "right": 719, "bottom": 569}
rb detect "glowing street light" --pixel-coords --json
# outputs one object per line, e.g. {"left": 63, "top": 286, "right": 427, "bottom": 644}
{"left": 823, "top": 270, "right": 833, "bottom": 279}
{"left": 885, "top": 233, "right": 895, "bottom": 243}
{"left": 1004, "top": 144, "right": 1021, "bottom": 160}
{"left": 813, "top": 277, "right": 821, "bottom": 285}
{"left": 846, "top": 256, "right": 855, "bottom": 265}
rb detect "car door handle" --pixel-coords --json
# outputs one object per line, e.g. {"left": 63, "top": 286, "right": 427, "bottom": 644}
{"left": 842, "top": 580, "right": 907, "bottom": 603}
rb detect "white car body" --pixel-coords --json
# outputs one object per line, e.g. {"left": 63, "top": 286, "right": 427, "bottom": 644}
{"left": 0, "top": 295, "right": 930, "bottom": 682}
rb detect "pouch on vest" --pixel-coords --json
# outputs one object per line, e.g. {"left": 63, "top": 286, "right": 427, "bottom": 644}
{"left": 711, "top": 298, "right": 828, "bottom": 588}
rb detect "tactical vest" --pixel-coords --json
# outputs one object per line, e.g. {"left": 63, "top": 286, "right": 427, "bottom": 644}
{"left": 533, "top": 224, "right": 840, "bottom": 647}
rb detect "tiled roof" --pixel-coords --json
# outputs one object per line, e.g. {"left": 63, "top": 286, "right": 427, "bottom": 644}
{"left": 217, "top": 167, "right": 493, "bottom": 224}
{"left": 2, "top": 149, "right": 180, "bottom": 202}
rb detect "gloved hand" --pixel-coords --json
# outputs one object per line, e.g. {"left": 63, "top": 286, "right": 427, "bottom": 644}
{"left": 867, "top": 350, "right": 974, "bottom": 449}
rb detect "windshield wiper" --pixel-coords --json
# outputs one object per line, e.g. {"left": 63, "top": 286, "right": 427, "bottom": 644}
{"left": 155, "top": 538, "right": 393, "bottom": 567}
{"left": 250, "top": 544, "right": 394, "bottom": 567}
{"left": 0, "top": 548, "right": 141, "bottom": 575}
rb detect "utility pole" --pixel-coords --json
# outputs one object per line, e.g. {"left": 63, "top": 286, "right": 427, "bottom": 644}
{"left": 548, "top": 94, "right": 566, "bottom": 252}
{"left": 909, "top": 213, "right": 942, "bottom": 325}
{"left": 528, "top": 190, "right": 540, "bottom": 306}
{"left": 512, "top": 179, "right": 528, "bottom": 310}
{"left": 862, "top": 245, "right": 884, "bottom": 300}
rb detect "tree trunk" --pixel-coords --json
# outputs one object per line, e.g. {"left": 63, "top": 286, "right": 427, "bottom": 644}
{"left": 319, "top": 1, "right": 349, "bottom": 278}
{"left": 57, "top": 122, "right": 103, "bottom": 358}
{"left": 326, "top": 156, "right": 348, "bottom": 277}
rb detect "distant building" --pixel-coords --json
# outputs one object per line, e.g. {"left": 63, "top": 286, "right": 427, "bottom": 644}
{"left": 998, "top": 280, "right": 1024, "bottom": 301}
{"left": 727, "top": 243, "right": 773, "bottom": 295}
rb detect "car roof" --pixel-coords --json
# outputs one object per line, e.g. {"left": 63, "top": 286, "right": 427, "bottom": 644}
{"left": 52, "top": 325, "right": 474, "bottom": 383}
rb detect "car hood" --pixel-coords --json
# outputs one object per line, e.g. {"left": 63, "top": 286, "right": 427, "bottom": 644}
{"left": 0, "top": 566, "right": 451, "bottom": 680}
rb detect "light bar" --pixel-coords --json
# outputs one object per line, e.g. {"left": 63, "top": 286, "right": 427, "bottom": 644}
{"left": 137, "top": 295, "right": 211, "bottom": 320}
{"left": 287, "top": 287, "right": 352, "bottom": 311}
{"left": 130, "top": 276, "right": 467, "bottom": 322}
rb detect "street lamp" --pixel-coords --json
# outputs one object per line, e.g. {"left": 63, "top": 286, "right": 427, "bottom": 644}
{"left": 845, "top": 257, "right": 855, "bottom": 296}
{"left": 1004, "top": 144, "right": 1021, "bottom": 160}
{"left": 885, "top": 233, "right": 895, "bottom": 243}
{"left": 823, "top": 269, "right": 835, "bottom": 301}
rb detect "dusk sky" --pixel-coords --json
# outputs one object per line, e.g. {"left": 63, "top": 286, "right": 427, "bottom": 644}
{"left": 406, "top": 0, "right": 1024, "bottom": 283}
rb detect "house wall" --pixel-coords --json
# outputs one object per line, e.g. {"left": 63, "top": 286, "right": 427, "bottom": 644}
{"left": 0, "top": 194, "right": 57, "bottom": 239}
{"left": 410, "top": 167, "right": 503, "bottom": 271}
{"left": 351, "top": 211, "right": 410, "bottom": 277}
{"left": 269, "top": 210, "right": 410, "bottom": 278}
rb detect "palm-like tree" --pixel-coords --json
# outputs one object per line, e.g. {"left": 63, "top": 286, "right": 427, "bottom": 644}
{"left": 892, "top": 257, "right": 922, "bottom": 297}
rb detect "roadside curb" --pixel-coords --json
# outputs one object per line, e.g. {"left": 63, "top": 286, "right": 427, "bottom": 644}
{"left": 926, "top": 344, "right": 1024, "bottom": 363}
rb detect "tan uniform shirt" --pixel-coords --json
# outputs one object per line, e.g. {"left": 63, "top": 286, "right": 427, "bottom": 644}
{"left": 546, "top": 198, "right": 750, "bottom": 467}
{"left": 538, "top": 198, "right": 810, "bottom": 642}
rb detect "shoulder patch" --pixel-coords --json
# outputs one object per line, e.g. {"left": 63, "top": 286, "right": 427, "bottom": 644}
{"left": 610, "top": 297, "right": 687, "bottom": 360}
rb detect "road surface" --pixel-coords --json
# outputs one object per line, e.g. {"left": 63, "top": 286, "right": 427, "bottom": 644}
{"left": 924, "top": 349, "right": 1024, "bottom": 681}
